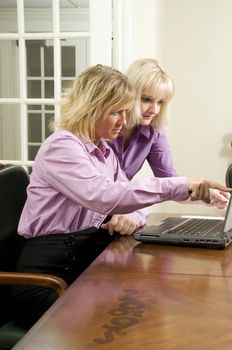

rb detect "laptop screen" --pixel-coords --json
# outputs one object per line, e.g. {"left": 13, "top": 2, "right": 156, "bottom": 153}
{"left": 224, "top": 194, "right": 232, "bottom": 233}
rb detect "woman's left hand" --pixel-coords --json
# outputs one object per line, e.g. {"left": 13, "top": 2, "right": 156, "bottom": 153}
{"left": 209, "top": 189, "right": 231, "bottom": 209}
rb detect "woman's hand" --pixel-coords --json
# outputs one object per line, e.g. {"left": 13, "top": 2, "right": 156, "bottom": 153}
{"left": 188, "top": 177, "right": 231, "bottom": 204}
{"left": 208, "top": 189, "right": 231, "bottom": 209}
{"left": 101, "top": 214, "right": 138, "bottom": 235}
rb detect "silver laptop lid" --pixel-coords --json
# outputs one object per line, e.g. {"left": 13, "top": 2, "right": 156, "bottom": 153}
{"left": 223, "top": 194, "right": 232, "bottom": 233}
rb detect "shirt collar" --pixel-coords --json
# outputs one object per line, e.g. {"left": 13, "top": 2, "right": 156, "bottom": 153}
{"left": 84, "top": 139, "right": 111, "bottom": 158}
{"left": 135, "top": 124, "right": 153, "bottom": 139}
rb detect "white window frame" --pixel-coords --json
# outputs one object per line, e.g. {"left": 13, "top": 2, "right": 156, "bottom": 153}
{"left": 0, "top": 0, "right": 113, "bottom": 168}
{"left": 112, "top": 0, "right": 133, "bottom": 72}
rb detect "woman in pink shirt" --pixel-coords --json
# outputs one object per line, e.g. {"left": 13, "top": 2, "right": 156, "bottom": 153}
{"left": 12, "top": 64, "right": 231, "bottom": 329}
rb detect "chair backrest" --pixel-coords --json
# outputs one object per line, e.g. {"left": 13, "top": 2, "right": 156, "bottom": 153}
{"left": 226, "top": 163, "right": 232, "bottom": 188}
{"left": 0, "top": 165, "right": 29, "bottom": 325}
{"left": 0, "top": 165, "right": 29, "bottom": 271}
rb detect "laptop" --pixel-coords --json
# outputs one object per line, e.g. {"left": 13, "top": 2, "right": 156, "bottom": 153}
{"left": 134, "top": 194, "right": 232, "bottom": 249}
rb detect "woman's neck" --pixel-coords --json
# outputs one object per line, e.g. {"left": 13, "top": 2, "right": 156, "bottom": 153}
{"left": 121, "top": 126, "right": 136, "bottom": 150}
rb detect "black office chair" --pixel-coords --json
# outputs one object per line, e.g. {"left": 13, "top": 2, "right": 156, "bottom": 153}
{"left": 226, "top": 163, "right": 232, "bottom": 188}
{"left": 0, "top": 165, "right": 68, "bottom": 350}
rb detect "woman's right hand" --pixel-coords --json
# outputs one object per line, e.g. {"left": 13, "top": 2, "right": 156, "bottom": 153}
{"left": 187, "top": 177, "right": 231, "bottom": 203}
{"left": 101, "top": 214, "right": 138, "bottom": 236}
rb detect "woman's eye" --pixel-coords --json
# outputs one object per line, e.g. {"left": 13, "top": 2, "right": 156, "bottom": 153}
{"left": 142, "top": 97, "right": 152, "bottom": 103}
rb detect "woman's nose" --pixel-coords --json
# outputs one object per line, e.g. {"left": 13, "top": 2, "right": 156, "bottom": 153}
{"left": 150, "top": 102, "right": 160, "bottom": 114}
{"left": 119, "top": 110, "right": 127, "bottom": 125}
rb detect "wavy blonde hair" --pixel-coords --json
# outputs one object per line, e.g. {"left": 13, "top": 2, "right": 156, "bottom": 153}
{"left": 55, "top": 65, "right": 135, "bottom": 142}
{"left": 126, "top": 58, "right": 174, "bottom": 130}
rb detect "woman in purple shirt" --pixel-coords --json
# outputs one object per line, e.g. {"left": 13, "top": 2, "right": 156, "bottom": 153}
{"left": 110, "top": 58, "right": 229, "bottom": 207}
{"left": 110, "top": 58, "right": 176, "bottom": 180}
{"left": 12, "top": 64, "right": 231, "bottom": 329}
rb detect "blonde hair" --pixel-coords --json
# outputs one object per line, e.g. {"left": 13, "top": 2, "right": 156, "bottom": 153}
{"left": 55, "top": 65, "right": 135, "bottom": 142}
{"left": 126, "top": 58, "right": 174, "bottom": 130}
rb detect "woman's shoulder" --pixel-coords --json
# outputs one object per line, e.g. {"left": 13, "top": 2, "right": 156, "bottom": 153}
{"left": 39, "top": 130, "right": 86, "bottom": 156}
{"left": 48, "top": 129, "right": 86, "bottom": 145}
{"left": 138, "top": 126, "right": 170, "bottom": 147}
{"left": 139, "top": 124, "right": 158, "bottom": 138}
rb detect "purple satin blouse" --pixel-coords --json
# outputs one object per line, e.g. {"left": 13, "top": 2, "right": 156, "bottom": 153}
{"left": 109, "top": 125, "right": 178, "bottom": 180}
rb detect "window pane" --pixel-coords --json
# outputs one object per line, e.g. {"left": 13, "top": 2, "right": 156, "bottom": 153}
{"left": 61, "top": 38, "right": 88, "bottom": 95}
{"left": 44, "top": 46, "right": 54, "bottom": 77}
{"left": 27, "top": 105, "right": 54, "bottom": 155}
{"left": 0, "top": 104, "right": 21, "bottom": 160}
{"left": 26, "top": 40, "right": 54, "bottom": 77}
{"left": 0, "top": 40, "right": 19, "bottom": 98}
{"left": 60, "top": 2, "right": 89, "bottom": 32}
{"left": 45, "top": 114, "right": 54, "bottom": 138}
{"left": 27, "top": 42, "right": 41, "bottom": 77}
{"left": 61, "top": 80, "right": 73, "bottom": 96}
{"left": 28, "top": 105, "right": 41, "bottom": 111}
{"left": 0, "top": 0, "right": 18, "bottom": 33}
{"left": 26, "top": 40, "right": 54, "bottom": 98}
{"left": 24, "top": 1, "right": 53, "bottom": 33}
{"left": 62, "top": 46, "right": 75, "bottom": 77}
{"left": 61, "top": 38, "right": 88, "bottom": 91}
{"left": 26, "top": 166, "right": 33, "bottom": 175}
{"left": 28, "top": 145, "right": 40, "bottom": 161}
{"left": 45, "top": 105, "right": 54, "bottom": 110}
{"left": 45, "top": 80, "right": 54, "bottom": 98}
{"left": 28, "top": 113, "right": 42, "bottom": 143}
{"left": 27, "top": 80, "right": 41, "bottom": 98}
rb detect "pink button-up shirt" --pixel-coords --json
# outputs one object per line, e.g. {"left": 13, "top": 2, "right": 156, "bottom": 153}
{"left": 18, "top": 129, "right": 189, "bottom": 238}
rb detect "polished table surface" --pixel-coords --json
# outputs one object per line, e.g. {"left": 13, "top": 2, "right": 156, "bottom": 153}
{"left": 13, "top": 212, "right": 232, "bottom": 350}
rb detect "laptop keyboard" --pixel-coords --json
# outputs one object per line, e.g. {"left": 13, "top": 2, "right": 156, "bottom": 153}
{"left": 166, "top": 218, "right": 223, "bottom": 237}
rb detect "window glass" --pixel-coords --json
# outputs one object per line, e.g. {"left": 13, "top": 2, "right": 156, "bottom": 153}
{"left": 45, "top": 114, "right": 54, "bottom": 138}
{"left": 45, "top": 80, "right": 54, "bottom": 98}
{"left": 0, "top": 0, "right": 94, "bottom": 166}
{"left": 26, "top": 40, "right": 54, "bottom": 99}
{"left": 27, "top": 81, "right": 41, "bottom": 98}
{"left": 44, "top": 46, "right": 54, "bottom": 77}
{"left": 62, "top": 46, "right": 75, "bottom": 77}
{"left": 27, "top": 104, "right": 54, "bottom": 161}
{"left": 27, "top": 42, "right": 41, "bottom": 77}
{"left": 28, "top": 145, "right": 40, "bottom": 161}
{"left": 62, "top": 80, "right": 73, "bottom": 95}
{"left": 61, "top": 38, "right": 88, "bottom": 95}
{"left": 24, "top": 0, "right": 53, "bottom": 33}
{"left": 45, "top": 104, "right": 54, "bottom": 111}
{"left": 0, "top": 104, "right": 21, "bottom": 160}
{"left": 28, "top": 113, "right": 42, "bottom": 143}
{"left": 0, "top": 40, "right": 19, "bottom": 98}
{"left": 0, "top": 0, "right": 17, "bottom": 33}
{"left": 28, "top": 105, "right": 41, "bottom": 111}
{"left": 26, "top": 166, "right": 33, "bottom": 175}
{"left": 60, "top": 1, "right": 89, "bottom": 32}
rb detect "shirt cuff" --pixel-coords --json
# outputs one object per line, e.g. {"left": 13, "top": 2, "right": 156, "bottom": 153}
{"left": 126, "top": 207, "right": 148, "bottom": 231}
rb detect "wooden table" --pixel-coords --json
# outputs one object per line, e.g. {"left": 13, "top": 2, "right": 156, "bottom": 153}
{"left": 12, "top": 213, "right": 232, "bottom": 350}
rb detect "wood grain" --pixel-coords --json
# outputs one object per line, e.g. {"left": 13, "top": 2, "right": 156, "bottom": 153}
{"left": 13, "top": 212, "right": 232, "bottom": 350}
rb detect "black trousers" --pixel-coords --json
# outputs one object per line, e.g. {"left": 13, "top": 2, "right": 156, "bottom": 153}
{"left": 11, "top": 225, "right": 116, "bottom": 329}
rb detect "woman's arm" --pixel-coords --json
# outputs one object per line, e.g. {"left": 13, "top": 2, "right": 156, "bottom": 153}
{"left": 147, "top": 130, "right": 178, "bottom": 177}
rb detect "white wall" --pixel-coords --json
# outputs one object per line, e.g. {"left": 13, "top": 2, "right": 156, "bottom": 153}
{"left": 131, "top": 0, "right": 232, "bottom": 215}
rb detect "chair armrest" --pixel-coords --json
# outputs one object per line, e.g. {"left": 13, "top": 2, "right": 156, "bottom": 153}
{"left": 0, "top": 272, "right": 68, "bottom": 297}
